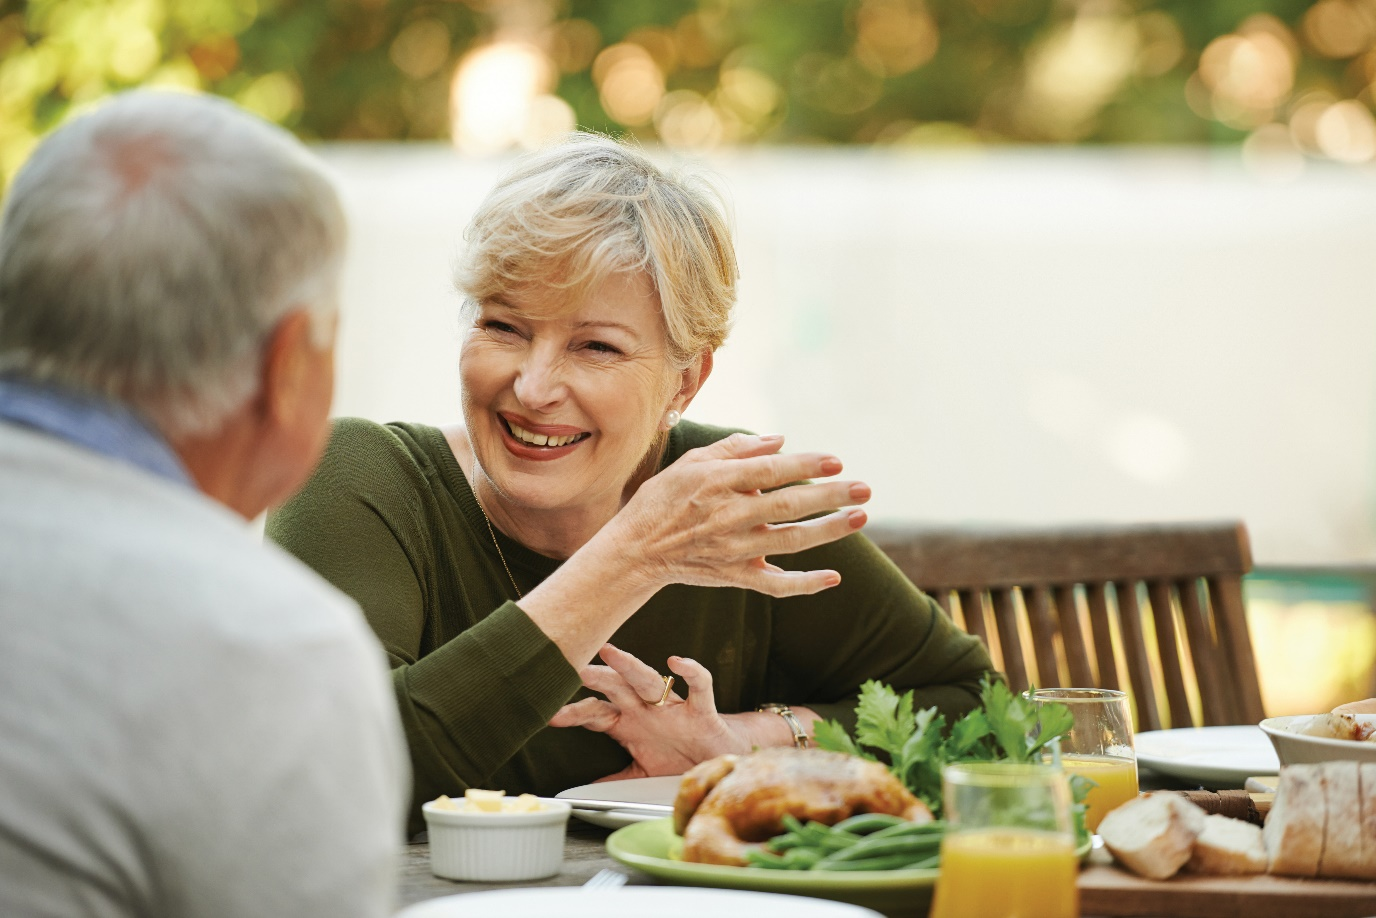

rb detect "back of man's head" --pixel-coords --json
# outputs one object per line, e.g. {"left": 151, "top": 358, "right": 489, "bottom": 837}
{"left": 0, "top": 90, "right": 344, "bottom": 439}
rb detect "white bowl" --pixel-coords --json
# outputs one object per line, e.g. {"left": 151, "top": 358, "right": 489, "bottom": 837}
{"left": 422, "top": 797, "right": 572, "bottom": 882}
{"left": 1259, "top": 714, "right": 1376, "bottom": 767}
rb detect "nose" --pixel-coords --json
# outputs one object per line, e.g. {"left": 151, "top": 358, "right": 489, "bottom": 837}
{"left": 512, "top": 344, "right": 568, "bottom": 412}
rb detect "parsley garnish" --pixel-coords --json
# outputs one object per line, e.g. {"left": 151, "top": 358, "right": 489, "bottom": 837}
{"left": 815, "top": 677, "right": 1093, "bottom": 844}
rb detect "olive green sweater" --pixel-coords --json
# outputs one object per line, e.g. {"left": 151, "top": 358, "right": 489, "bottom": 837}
{"left": 268, "top": 418, "right": 993, "bottom": 833}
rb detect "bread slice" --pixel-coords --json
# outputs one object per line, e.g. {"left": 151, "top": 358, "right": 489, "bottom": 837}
{"left": 1317, "top": 761, "right": 1364, "bottom": 879}
{"left": 1186, "top": 814, "right": 1266, "bottom": 875}
{"left": 1264, "top": 764, "right": 1327, "bottom": 877}
{"left": 1358, "top": 762, "right": 1376, "bottom": 881}
{"left": 1100, "top": 792, "right": 1206, "bottom": 880}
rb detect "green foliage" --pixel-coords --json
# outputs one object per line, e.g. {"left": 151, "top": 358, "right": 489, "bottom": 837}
{"left": 0, "top": 0, "right": 1370, "bottom": 184}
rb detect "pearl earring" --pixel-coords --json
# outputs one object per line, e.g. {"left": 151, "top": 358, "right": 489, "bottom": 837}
{"left": 664, "top": 409, "right": 682, "bottom": 429}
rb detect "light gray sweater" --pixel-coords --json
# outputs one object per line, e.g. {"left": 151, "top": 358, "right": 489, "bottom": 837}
{"left": 0, "top": 422, "right": 409, "bottom": 918}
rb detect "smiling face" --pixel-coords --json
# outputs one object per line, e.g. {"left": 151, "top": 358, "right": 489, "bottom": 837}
{"left": 460, "top": 270, "right": 694, "bottom": 522}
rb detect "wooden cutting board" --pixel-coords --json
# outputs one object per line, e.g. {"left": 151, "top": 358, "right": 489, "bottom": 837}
{"left": 1079, "top": 863, "right": 1376, "bottom": 918}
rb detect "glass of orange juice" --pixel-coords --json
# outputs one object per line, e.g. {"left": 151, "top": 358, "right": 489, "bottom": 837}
{"left": 1027, "top": 688, "right": 1138, "bottom": 833}
{"left": 929, "top": 763, "right": 1079, "bottom": 918}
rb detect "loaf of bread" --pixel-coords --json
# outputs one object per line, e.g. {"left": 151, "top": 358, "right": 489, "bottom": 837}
{"left": 1263, "top": 761, "right": 1376, "bottom": 880}
{"left": 1186, "top": 813, "right": 1266, "bottom": 875}
{"left": 1264, "top": 764, "right": 1326, "bottom": 877}
{"left": 1099, "top": 792, "right": 1205, "bottom": 879}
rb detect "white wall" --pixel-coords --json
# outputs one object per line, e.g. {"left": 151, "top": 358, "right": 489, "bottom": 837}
{"left": 320, "top": 143, "right": 1376, "bottom": 566}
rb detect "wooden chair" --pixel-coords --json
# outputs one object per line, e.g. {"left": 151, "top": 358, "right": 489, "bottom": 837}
{"left": 868, "top": 521, "right": 1265, "bottom": 731}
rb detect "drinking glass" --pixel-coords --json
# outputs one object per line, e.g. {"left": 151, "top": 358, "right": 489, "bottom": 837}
{"left": 1027, "top": 688, "right": 1138, "bottom": 833}
{"left": 928, "top": 763, "right": 1079, "bottom": 918}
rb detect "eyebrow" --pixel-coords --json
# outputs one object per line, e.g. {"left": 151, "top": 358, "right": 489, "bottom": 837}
{"left": 481, "top": 300, "right": 643, "bottom": 338}
{"left": 572, "top": 320, "right": 639, "bottom": 335}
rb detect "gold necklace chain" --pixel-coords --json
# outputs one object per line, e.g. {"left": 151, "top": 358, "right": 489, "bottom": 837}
{"left": 476, "top": 497, "right": 523, "bottom": 600}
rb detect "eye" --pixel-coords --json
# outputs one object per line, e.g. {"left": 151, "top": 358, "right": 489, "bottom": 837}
{"left": 483, "top": 320, "right": 519, "bottom": 336}
{"left": 582, "top": 340, "right": 623, "bottom": 355}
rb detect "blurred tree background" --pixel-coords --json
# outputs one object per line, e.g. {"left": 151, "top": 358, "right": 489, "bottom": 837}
{"left": 2, "top": 0, "right": 1375, "bottom": 181}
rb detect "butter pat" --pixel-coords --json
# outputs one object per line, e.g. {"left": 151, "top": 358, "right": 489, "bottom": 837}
{"left": 465, "top": 788, "right": 506, "bottom": 812}
{"left": 507, "top": 793, "right": 543, "bottom": 813}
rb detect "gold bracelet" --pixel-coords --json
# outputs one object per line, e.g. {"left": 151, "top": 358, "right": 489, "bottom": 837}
{"left": 756, "top": 703, "right": 810, "bottom": 748}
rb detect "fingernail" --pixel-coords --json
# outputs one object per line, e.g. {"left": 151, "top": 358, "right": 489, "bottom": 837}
{"left": 849, "top": 483, "right": 871, "bottom": 501}
{"left": 759, "top": 433, "right": 784, "bottom": 442}
{"left": 825, "top": 573, "right": 842, "bottom": 587}
{"left": 848, "top": 509, "right": 867, "bottom": 529}
{"left": 820, "top": 457, "right": 842, "bottom": 475}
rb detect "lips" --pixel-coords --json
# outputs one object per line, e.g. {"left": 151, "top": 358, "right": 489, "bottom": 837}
{"left": 498, "top": 414, "right": 589, "bottom": 460}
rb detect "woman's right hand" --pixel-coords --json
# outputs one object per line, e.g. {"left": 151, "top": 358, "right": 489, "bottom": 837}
{"left": 607, "top": 433, "right": 871, "bottom": 598}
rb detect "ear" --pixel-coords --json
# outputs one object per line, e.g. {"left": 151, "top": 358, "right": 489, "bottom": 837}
{"left": 259, "top": 309, "right": 321, "bottom": 430}
{"left": 671, "top": 350, "right": 714, "bottom": 415}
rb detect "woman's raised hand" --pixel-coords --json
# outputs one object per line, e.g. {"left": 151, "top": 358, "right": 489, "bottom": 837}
{"left": 612, "top": 433, "right": 870, "bottom": 598}
{"left": 548, "top": 643, "right": 749, "bottom": 781}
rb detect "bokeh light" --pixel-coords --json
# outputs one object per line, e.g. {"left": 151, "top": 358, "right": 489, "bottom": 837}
{"left": 854, "top": 0, "right": 939, "bottom": 77}
{"left": 390, "top": 19, "right": 451, "bottom": 81}
{"left": 1303, "top": 0, "right": 1375, "bottom": 59}
{"left": 1196, "top": 17, "right": 1296, "bottom": 129}
{"left": 1022, "top": 9, "right": 1139, "bottom": 140}
{"left": 451, "top": 42, "right": 567, "bottom": 155}
{"left": 593, "top": 42, "right": 665, "bottom": 127}
{"left": 1315, "top": 99, "right": 1376, "bottom": 161}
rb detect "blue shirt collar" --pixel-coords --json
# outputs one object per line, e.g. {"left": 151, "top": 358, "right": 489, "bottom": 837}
{"left": 0, "top": 376, "right": 193, "bottom": 486}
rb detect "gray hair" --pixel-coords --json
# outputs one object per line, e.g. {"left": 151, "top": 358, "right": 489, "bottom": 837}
{"left": 0, "top": 90, "right": 345, "bottom": 438}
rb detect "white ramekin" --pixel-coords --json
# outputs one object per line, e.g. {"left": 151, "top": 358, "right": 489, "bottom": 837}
{"left": 422, "top": 797, "right": 572, "bottom": 882}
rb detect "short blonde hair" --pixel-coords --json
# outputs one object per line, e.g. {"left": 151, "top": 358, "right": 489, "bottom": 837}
{"left": 455, "top": 134, "right": 737, "bottom": 368}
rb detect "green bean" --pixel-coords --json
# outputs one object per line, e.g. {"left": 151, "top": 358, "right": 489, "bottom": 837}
{"left": 790, "top": 822, "right": 859, "bottom": 851}
{"left": 766, "top": 833, "right": 809, "bottom": 852}
{"left": 868, "top": 819, "right": 948, "bottom": 839}
{"left": 831, "top": 813, "right": 908, "bottom": 835}
{"left": 782, "top": 847, "right": 825, "bottom": 869}
{"left": 745, "top": 850, "right": 792, "bottom": 869}
{"left": 758, "top": 816, "right": 947, "bottom": 872}
{"left": 815, "top": 852, "right": 942, "bottom": 871}
{"left": 815, "top": 835, "right": 942, "bottom": 866}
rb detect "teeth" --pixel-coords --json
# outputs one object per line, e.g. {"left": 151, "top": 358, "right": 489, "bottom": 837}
{"left": 508, "top": 421, "right": 582, "bottom": 448}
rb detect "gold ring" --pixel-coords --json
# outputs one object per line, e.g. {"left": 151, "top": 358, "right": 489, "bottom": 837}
{"left": 654, "top": 674, "right": 675, "bottom": 706}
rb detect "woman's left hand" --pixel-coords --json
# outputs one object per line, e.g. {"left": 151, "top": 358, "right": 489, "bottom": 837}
{"left": 548, "top": 643, "right": 750, "bottom": 781}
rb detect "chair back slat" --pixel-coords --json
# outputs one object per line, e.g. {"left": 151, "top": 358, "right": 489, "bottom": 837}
{"left": 1054, "top": 585, "right": 1095, "bottom": 687}
{"left": 1114, "top": 583, "right": 1163, "bottom": 731}
{"left": 1209, "top": 575, "right": 1266, "bottom": 724}
{"left": 869, "top": 523, "right": 1250, "bottom": 589}
{"left": 1084, "top": 581, "right": 1120, "bottom": 691}
{"left": 868, "top": 522, "right": 1262, "bottom": 731}
{"left": 1025, "top": 586, "right": 1062, "bottom": 688}
{"left": 990, "top": 588, "right": 1029, "bottom": 694}
{"left": 1175, "top": 579, "right": 1227, "bottom": 725}
{"left": 957, "top": 588, "right": 991, "bottom": 651}
{"left": 1148, "top": 580, "right": 1194, "bottom": 729}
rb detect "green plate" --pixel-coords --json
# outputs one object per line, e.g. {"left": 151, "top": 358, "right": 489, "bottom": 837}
{"left": 606, "top": 819, "right": 1093, "bottom": 917}
{"left": 606, "top": 818, "right": 940, "bottom": 916}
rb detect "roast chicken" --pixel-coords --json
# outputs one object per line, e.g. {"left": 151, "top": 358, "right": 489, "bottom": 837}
{"left": 673, "top": 747, "right": 932, "bottom": 866}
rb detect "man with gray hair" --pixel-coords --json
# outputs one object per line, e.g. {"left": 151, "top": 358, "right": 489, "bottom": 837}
{"left": 0, "top": 91, "right": 407, "bottom": 916}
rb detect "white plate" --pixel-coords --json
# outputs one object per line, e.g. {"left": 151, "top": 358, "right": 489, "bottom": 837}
{"left": 556, "top": 775, "right": 682, "bottom": 829}
{"left": 397, "top": 887, "right": 882, "bottom": 918}
{"left": 1134, "top": 725, "right": 1279, "bottom": 787}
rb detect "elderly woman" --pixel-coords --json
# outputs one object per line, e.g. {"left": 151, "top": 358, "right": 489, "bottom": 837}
{"left": 268, "top": 135, "right": 992, "bottom": 832}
